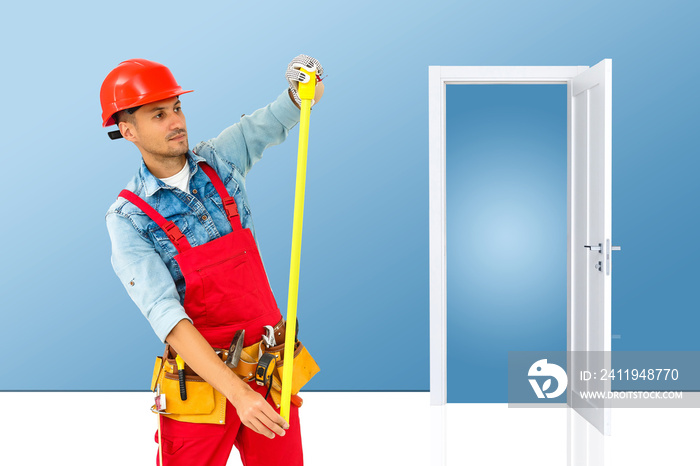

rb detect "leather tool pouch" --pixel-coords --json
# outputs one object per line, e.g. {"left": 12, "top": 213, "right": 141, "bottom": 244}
{"left": 263, "top": 340, "right": 320, "bottom": 396}
{"left": 149, "top": 319, "right": 319, "bottom": 423}
{"left": 150, "top": 346, "right": 227, "bottom": 425}
{"left": 258, "top": 318, "right": 320, "bottom": 408}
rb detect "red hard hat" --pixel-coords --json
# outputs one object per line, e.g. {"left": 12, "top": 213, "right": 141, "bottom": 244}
{"left": 100, "top": 58, "right": 193, "bottom": 127}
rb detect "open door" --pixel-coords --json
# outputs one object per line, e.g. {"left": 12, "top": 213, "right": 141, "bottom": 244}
{"left": 568, "top": 58, "right": 614, "bottom": 436}
{"left": 428, "top": 62, "right": 616, "bottom": 459}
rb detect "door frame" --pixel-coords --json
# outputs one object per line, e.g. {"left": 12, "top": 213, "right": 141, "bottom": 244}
{"left": 428, "top": 65, "right": 592, "bottom": 406}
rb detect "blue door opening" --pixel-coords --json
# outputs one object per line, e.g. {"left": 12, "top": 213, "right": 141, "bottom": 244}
{"left": 446, "top": 84, "right": 567, "bottom": 402}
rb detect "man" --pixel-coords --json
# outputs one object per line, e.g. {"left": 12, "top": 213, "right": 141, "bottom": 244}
{"left": 103, "top": 56, "right": 324, "bottom": 465}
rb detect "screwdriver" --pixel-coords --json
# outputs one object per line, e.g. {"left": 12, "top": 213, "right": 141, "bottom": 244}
{"left": 175, "top": 355, "right": 187, "bottom": 401}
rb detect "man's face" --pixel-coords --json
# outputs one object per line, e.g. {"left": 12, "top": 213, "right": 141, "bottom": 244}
{"left": 120, "top": 96, "right": 189, "bottom": 160}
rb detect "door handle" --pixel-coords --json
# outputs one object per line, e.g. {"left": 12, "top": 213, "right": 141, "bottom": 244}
{"left": 584, "top": 241, "right": 621, "bottom": 275}
{"left": 584, "top": 243, "right": 603, "bottom": 274}
{"left": 584, "top": 243, "right": 621, "bottom": 252}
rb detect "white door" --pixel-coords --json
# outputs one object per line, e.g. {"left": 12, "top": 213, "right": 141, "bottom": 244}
{"left": 568, "top": 58, "right": 614, "bottom": 436}
{"left": 429, "top": 60, "right": 615, "bottom": 437}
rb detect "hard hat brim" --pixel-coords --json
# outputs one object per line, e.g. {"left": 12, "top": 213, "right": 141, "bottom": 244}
{"left": 102, "top": 89, "right": 193, "bottom": 127}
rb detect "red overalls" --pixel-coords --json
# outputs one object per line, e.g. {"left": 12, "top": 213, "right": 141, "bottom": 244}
{"left": 120, "top": 162, "right": 303, "bottom": 466}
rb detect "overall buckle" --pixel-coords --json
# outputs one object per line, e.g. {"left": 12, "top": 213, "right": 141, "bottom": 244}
{"left": 222, "top": 197, "right": 240, "bottom": 220}
{"left": 163, "top": 221, "right": 186, "bottom": 248}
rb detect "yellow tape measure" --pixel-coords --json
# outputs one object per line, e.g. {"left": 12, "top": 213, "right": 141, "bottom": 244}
{"left": 281, "top": 65, "right": 316, "bottom": 423}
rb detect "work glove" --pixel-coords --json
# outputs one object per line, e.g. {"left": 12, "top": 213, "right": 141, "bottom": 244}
{"left": 286, "top": 54, "right": 324, "bottom": 106}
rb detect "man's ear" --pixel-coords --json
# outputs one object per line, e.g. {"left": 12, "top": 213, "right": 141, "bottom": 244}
{"left": 119, "top": 121, "right": 136, "bottom": 142}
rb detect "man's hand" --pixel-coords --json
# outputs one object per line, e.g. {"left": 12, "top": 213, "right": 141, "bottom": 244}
{"left": 286, "top": 54, "right": 325, "bottom": 108}
{"left": 230, "top": 383, "right": 289, "bottom": 439}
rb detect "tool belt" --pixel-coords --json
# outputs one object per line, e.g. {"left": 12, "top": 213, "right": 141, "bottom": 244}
{"left": 150, "top": 319, "right": 319, "bottom": 424}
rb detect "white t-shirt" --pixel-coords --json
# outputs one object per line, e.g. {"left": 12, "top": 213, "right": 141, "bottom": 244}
{"left": 158, "top": 161, "right": 191, "bottom": 193}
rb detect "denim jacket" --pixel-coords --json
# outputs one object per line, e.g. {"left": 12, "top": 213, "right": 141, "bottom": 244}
{"left": 106, "top": 90, "right": 300, "bottom": 343}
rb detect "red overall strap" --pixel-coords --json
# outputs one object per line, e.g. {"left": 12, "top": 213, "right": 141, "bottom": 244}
{"left": 199, "top": 162, "right": 243, "bottom": 232}
{"left": 118, "top": 190, "right": 192, "bottom": 253}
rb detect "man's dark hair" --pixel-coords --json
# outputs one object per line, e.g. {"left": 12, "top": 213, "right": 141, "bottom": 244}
{"left": 113, "top": 106, "right": 142, "bottom": 125}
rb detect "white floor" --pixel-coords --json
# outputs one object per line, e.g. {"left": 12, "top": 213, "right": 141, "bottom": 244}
{"left": 0, "top": 392, "right": 697, "bottom": 465}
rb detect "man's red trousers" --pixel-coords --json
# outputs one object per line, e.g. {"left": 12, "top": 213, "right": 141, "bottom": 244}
{"left": 156, "top": 381, "right": 302, "bottom": 466}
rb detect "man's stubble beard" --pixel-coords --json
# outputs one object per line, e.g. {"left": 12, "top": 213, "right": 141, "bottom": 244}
{"left": 146, "top": 136, "right": 190, "bottom": 161}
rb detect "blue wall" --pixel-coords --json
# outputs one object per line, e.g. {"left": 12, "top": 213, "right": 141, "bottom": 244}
{"left": 0, "top": 0, "right": 697, "bottom": 391}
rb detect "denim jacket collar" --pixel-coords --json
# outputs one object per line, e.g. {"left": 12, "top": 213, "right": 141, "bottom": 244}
{"left": 138, "top": 151, "right": 207, "bottom": 197}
